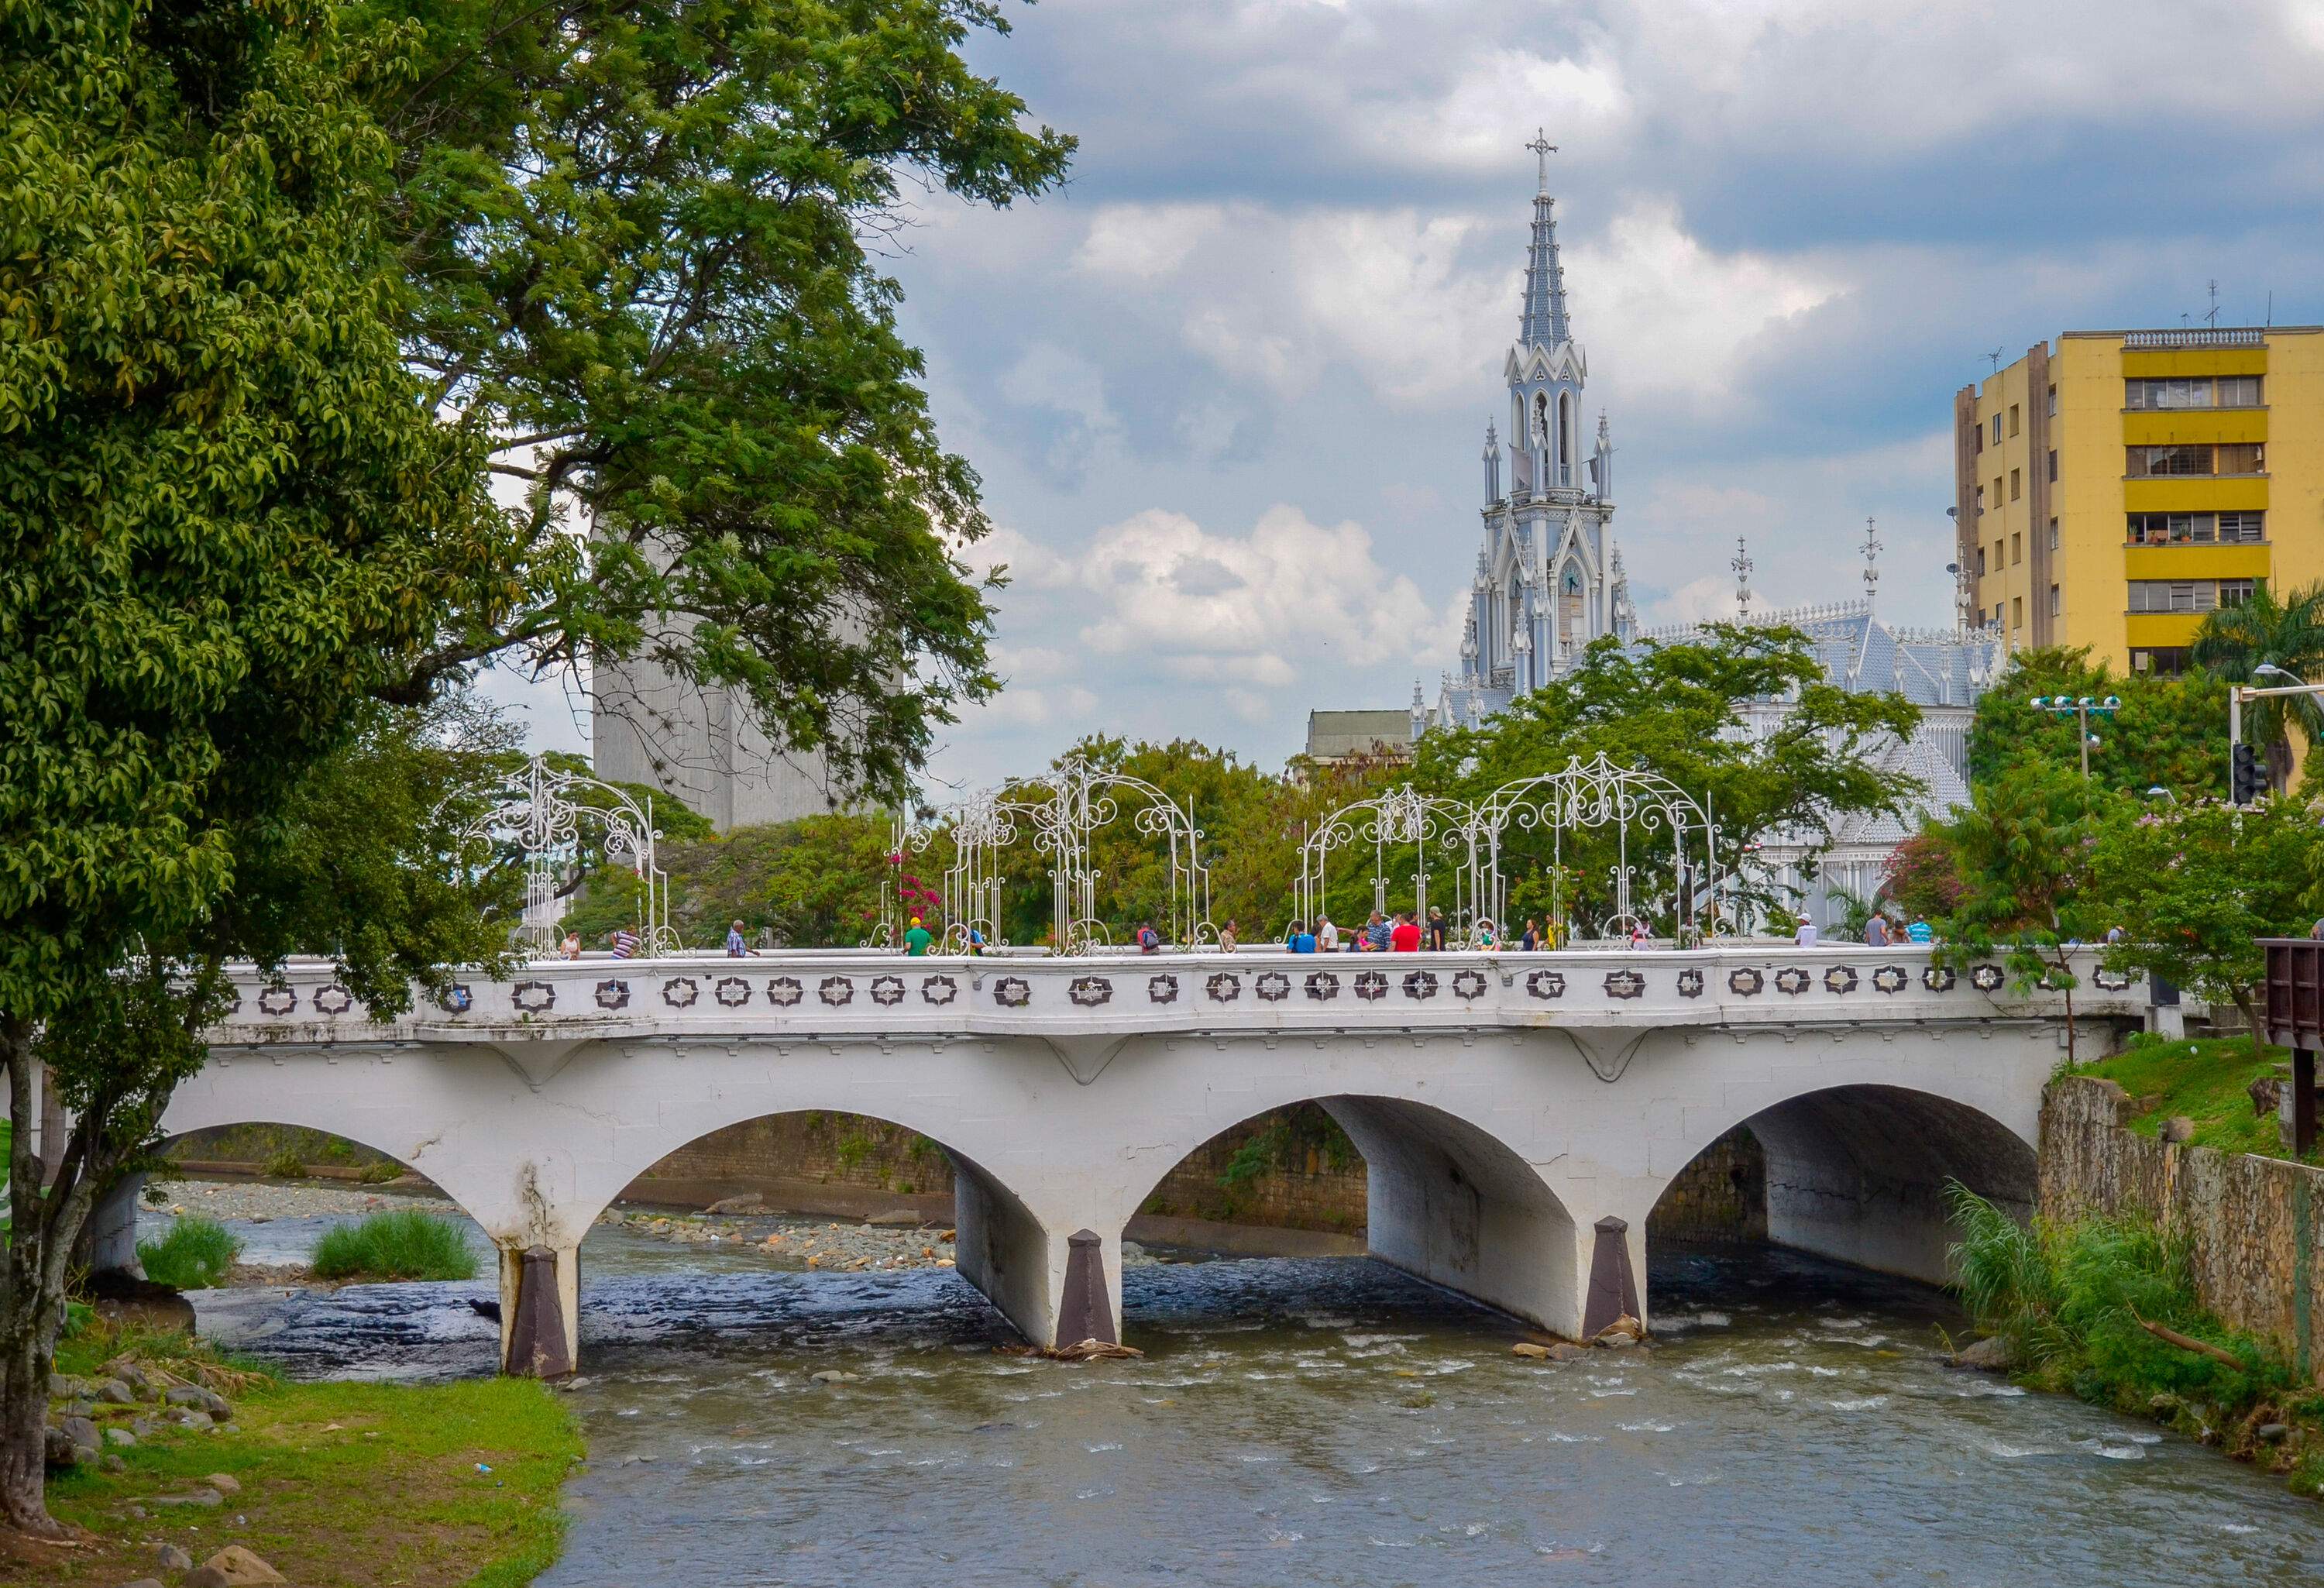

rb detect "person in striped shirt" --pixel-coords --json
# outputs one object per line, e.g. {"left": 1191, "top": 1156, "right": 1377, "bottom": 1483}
{"left": 608, "top": 928, "right": 640, "bottom": 959}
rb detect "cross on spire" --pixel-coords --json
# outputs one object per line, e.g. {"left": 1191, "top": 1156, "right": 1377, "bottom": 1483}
{"left": 1732, "top": 536, "right": 1754, "bottom": 620}
{"left": 1525, "top": 129, "right": 1558, "bottom": 194}
{"left": 1861, "top": 515, "right": 1882, "bottom": 606}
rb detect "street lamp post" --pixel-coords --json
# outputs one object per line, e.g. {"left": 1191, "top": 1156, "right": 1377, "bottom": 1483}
{"left": 2030, "top": 695, "right": 2119, "bottom": 779}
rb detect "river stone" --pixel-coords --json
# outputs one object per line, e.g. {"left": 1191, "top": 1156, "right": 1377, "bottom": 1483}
{"left": 164, "top": 1386, "right": 208, "bottom": 1408}
{"left": 2258, "top": 1422, "right": 2291, "bottom": 1443}
{"left": 158, "top": 1543, "right": 195, "bottom": 1571}
{"left": 42, "top": 1427, "right": 82, "bottom": 1469}
{"left": 97, "top": 1378, "right": 136, "bottom": 1405}
{"left": 102, "top": 1454, "right": 128, "bottom": 1473}
{"left": 118, "top": 1579, "right": 164, "bottom": 1588}
{"left": 61, "top": 1414, "right": 100, "bottom": 1452}
{"left": 192, "top": 1545, "right": 287, "bottom": 1586}
{"left": 208, "top": 1472, "right": 242, "bottom": 1494}
{"left": 1954, "top": 1335, "right": 2013, "bottom": 1371}
{"left": 705, "top": 1194, "right": 765, "bottom": 1215}
{"left": 1547, "top": 1343, "right": 1589, "bottom": 1363}
{"left": 2161, "top": 1115, "right": 2195, "bottom": 1144}
{"left": 151, "top": 1487, "right": 225, "bottom": 1507}
{"left": 105, "top": 1427, "right": 136, "bottom": 1448}
{"left": 47, "top": 1373, "right": 77, "bottom": 1398}
{"left": 1511, "top": 1342, "right": 1552, "bottom": 1359}
{"left": 809, "top": 1370, "right": 861, "bottom": 1384}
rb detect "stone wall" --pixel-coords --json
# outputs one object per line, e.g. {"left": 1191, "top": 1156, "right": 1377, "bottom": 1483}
{"left": 1137, "top": 1108, "right": 1369, "bottom": 1235}
{"left": 1647, "top": 1126, "right": 1768, "bottom": 1245}
{"left": 2041, "top": 1076, "right": 2322, "bottom": 1383}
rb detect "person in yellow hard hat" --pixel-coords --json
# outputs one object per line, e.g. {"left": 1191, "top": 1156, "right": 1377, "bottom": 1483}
{"left": 904, "top": 916, "right": 933, "bottom": 956}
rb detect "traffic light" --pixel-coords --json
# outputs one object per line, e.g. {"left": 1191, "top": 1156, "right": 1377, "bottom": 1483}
{"left": 2232, "top": 741, "right": 2263, "bottom": 804}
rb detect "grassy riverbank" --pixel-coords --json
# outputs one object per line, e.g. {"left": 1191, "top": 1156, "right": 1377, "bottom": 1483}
{"left": 9, "top": 1323, "right": 581, "bottom": 1588}
{"left": 2075, "top": 1034, "right": 2295, "bottom": 1158}
{"left": 1948, "top": 1185, "right": 2324, "bottom": 1500}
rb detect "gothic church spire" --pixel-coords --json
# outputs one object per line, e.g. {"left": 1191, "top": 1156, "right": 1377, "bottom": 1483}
{"left": 1519, "top": 129, "right": 1569, "bottom": 348}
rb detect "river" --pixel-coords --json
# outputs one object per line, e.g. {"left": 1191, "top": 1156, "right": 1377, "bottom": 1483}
{"left": 160, "top": 1199, "right": 2324, "bottom": 1588}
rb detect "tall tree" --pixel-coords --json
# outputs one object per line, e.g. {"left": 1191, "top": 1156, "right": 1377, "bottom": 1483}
{"left": 2192, "top": 582, "right": 2324, "bottom": 788}
{"left": 364, "top": 0, "right": 1076, "bottom": 797}
{"left": 0, "top": 0, "right": 496, "bottom": 1532}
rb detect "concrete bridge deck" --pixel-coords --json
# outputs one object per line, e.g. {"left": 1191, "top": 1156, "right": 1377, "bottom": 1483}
{"left": 160, "top": 946, "right": 2144, "bottom": 1373}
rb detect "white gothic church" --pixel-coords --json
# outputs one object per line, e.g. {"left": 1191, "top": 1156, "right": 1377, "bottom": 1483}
{"left": 1438, "top": 136, "right": 1636, "bottom": 727}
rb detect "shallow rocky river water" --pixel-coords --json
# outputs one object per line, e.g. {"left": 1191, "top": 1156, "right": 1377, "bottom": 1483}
{"left": 172, "top": 1198, "right": 2324, "bottom": 1588}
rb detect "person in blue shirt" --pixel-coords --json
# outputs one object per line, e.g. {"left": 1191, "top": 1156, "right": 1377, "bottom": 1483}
{"left": 726, "top": 919, "right": 751, "bottom": 957}
{"left": 1906, "top": 917, "right": 1933, "bottom": 944}
{"left": 1286, "top": 920, "right": 1317, "bottom": 953}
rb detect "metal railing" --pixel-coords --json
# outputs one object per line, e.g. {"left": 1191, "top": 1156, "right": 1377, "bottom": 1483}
{"left": 2122, "top": 328, "right": 2265, "bottom": 349}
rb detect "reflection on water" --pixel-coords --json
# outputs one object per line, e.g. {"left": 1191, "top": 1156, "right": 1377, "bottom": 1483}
{"left": 187, "top": 1239, "right": 2324, "bottom": 1586}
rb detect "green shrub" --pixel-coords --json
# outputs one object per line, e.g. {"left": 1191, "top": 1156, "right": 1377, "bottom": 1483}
{"left": 311, "top": 1211, "right": 479, "bottom": 1281}
{"left": 356, "top": 1160, "right": 404, "bottom": 1185}
{"left": 834, "top": 1133, "right": 874, "bottom": 1171}
{"left": 137, "top": 1216, "right": 242, "bottom": 1290}
{"left": 262, "top": 1148, "right": 308, "bottom": 1180}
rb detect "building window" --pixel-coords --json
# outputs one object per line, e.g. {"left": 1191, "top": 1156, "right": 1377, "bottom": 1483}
{"left": 2126, "top": 376, "right": 2264, "bottom": 410}
{"left": 2131, "top": 648, "right": 2192, "bottom": 676}
{"left": 2126, "top": 579, "right": 2231, "bottom": 614}
{"left": 1991, "top": 414, "right": 2003, "bottom": 445}
{"left": 2126, "top": 443, "right": 2264, "bottom": 477}
{"left": 1975, "top": 484, "right": 1985, "bottom": 514}
{"left": 2048, "top": 583, "right": 2060, "bottom": 617}
{"left": 2126, "top": 511, "right": 2267, "bottom": 545}
{"left": 2011, "top": 532, "right": 2023, "bottom": 565}
{"left": 2009, "top": 468, "right": 2022, "bottom": 501}
{"left": 2047, "top": 449, "right": 2058, "bottom": 483}
{"left": 2048, "top": 517, "right": 2059, "bottom": 550}
{"left": 1975, "top": 546, "right": 1987, "bottom": 575}
{"left": 2009, "top": 403, "right": 2020, "bottom": 437}
{"left": 1993, "top": 540, "right": 2004, "bottom": 569}
{"left": 2047, "top": 383, "right": 2058, "bottom": 417}
{"left": 2011, "top": 595, "right": 2023, "bottom": 629}
{"left": 1975, "top": 421, "right": 1985, "bottom": 455}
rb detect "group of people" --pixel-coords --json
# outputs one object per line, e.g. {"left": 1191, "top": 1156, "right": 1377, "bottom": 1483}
{"left": 1234, "top": 907, "right": 1559, "bottom": 954}
{"left": 1794, "top": 913, "right": 1934, "bottom": 948}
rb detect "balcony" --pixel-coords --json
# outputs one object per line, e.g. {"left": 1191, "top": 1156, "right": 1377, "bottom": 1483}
{"left": 2123, "top": 328, "right": 2265, "bottom": 349}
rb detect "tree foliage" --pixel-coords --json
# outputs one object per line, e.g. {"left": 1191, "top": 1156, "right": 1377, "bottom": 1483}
{"left": 1967, "top": 646, "right": 2225, "bottom": 799}
{"left": 2088, "top": 796, "right": 2322, "bottom": 1031}
{"left": 1411, "top": 627, "right": 1924, "bottom": 933}
{"left": 2191, "top": 581, "right": 2324, "bottom": 785}
{"left": 366, "top": 0, "right": 1076, "bottom": 796}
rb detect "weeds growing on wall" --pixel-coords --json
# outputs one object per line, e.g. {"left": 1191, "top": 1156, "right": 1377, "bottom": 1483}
{"left": 1946, "top": 1182, "right": 2323, "bottom": 1497}
{"left": 133, "top": 1217, "right": 241, "bottom": 1291}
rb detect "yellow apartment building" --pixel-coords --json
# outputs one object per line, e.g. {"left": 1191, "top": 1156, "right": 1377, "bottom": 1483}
{"left": 1953, "top": 325, "right": 2324, "bottom": 674}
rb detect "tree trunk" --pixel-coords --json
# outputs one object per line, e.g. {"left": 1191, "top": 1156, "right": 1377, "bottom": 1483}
{"left": 0, "top": 1017, "right": 64, "bottom": 1538}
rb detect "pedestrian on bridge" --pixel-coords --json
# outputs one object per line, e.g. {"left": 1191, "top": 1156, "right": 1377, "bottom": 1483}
{"left": 1864, "top": 914, "right": 1889, "bottom": 948}
{"left": 559, "top": 930, "right": 582, "bottom": 960}
{"left": 727, "top": 919, "right": 755, "bottom": 957}
{"left": 1317, "top": 915, "right": 1339, "bottom": 952}
{"left": 1906, "top": 916, "right": 1932, "bottom": 945}
{"left": 1520, "top": 919, "right": 1540, "bottom": 951}
{"left": 608, "top": 928, "right": 640, "bottom": 960}
{"left": 904, "top": 917, "right": 933, "bottom": 956}
{"left": 1426, "top": 907, "right": 1448, "bottom": 950}
{"left": 1366, "top": 912, "right": 1391, "bottom": 952}
{"left": 1287, "top": 920, "right": 1318, "bottom": 953}
{"left": 1390, "top": 913, "right": 1422, "bottom": 952}
{"left": 1221, "top": 919, "right": 1239, "bottom": 951}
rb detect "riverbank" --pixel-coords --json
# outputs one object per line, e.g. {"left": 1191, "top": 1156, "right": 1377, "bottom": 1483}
{"left": 12, "top": 1322, "right": 580, "bottom": 1588}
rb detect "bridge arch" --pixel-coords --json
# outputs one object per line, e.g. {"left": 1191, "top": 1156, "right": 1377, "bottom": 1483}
{"left": 1118, "top": 1091, "right": 1585, "bottom": 1339}
{"left": 1652, "top": 1082, "right": 2036, "bottom": 1287}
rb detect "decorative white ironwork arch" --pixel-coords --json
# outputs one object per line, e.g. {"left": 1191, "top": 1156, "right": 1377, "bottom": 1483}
{"left": 1473, "top": 752, "right": 1724, "bottom": 942}
{"left": 465, "top": 755, "right": 676, "bottom": 957}
{"left": 940, "top": 755, "right": 1214, "bottom": 954}
{"left": 1296, "top": 785, "right": 1485, "bottom": 938}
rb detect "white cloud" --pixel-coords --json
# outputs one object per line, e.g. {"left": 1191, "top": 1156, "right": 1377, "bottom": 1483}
{"left": 1061, "top": 503, "right": 1441, "bottom": 680}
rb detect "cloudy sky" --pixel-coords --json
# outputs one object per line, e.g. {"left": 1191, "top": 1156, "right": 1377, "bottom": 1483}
{"left": 499, "top": 0, "right": 2324, "bottom": 797}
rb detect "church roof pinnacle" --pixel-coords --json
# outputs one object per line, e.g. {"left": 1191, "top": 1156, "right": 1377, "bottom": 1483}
{"left": 1519, "top": 129, "right": 1570, "bottom": 349}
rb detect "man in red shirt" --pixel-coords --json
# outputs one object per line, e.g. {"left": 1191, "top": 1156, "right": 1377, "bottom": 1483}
{"left": 1389, "top": 912, "right": 1422, "bottom": 952}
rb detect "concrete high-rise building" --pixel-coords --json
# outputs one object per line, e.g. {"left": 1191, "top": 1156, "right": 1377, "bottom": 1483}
{"left": 593, "top": 654, "right": 839, "bottom": 832}
{"left": 1954, "top": 325, "right": 2324, "bottom": 674}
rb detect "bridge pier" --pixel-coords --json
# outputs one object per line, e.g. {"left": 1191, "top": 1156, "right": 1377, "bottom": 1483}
{"left": 952, "top": 1160, "right": 1119, "bottom": 1349}
{"left": 499, "top": 1241, "right": 579, "bottom": 1379}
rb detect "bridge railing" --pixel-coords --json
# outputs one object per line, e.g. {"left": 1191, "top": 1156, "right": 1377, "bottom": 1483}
{"left": 199, "top": 945, "right": 2149, "bottom": 1046}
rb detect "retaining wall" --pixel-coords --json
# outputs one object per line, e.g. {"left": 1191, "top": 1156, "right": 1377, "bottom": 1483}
{"left": 2041, "top": 1075, "right": 2322, "bottom": 1383}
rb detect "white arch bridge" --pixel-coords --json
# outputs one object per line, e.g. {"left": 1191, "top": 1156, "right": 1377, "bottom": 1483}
{"left": 157, "top": 947, "right": 2144, "bottom": 1374}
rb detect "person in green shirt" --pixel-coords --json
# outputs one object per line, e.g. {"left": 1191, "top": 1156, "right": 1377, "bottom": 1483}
{"left": 903, "top": 916, "right": 933, "bottom": 956}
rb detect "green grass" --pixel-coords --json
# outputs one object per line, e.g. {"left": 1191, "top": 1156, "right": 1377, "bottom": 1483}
{"left": 2077, "top": 1034, "right": 2295, "bottom": 1157}
{"left": 311, "top": 1210, "right": 480, "bottom": 1281}
{"left": 22, "top": 1321, "right": 583, "bottom": 1588}
{"left": 135, "top": 1215, "right": 242, "bottom": 1291}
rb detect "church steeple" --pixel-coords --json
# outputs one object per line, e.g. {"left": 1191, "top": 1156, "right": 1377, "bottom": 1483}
{"left": 1519, "top": 129, "right": 1569, "bottom": 349}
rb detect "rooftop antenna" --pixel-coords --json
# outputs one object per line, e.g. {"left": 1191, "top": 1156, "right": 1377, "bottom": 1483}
{"left": 1732, "top": 535, "right": 1754, "bottom": 621}
{"left": 2204, "top": 280, "right": 2221, "bottom": 330}
{"left": 1861, "top": 516, "right": 1882, "bottom": 607}
{"left": 1983, "top": 348, "right": 2005, "bottom": 375}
